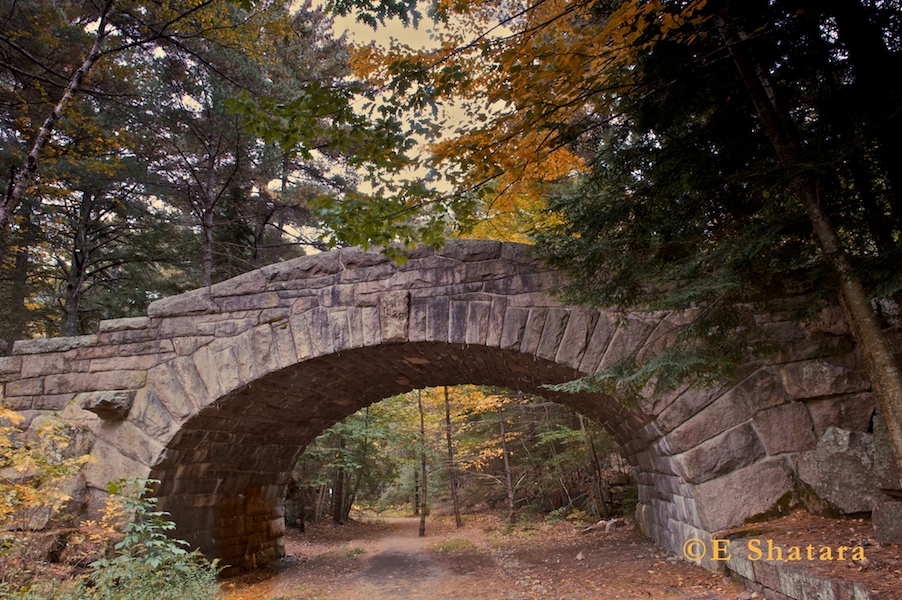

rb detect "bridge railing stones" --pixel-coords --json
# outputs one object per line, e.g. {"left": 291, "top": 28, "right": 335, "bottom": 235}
{"left": 0, "top": 240, "right": 884, "bottom": 583}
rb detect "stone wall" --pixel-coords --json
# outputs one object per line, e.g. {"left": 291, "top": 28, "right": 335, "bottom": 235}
{"left": 0, "top": 240, "right": 884, "bottom": 578}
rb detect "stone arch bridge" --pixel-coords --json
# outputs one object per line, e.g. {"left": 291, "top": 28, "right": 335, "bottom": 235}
{"left": 0, "top": 240, "right": 875, "bottom": 571}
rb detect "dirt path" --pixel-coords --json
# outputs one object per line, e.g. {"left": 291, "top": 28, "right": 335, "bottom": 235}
{"left": 219, "top": 516, "right": 745, "bottom": 600}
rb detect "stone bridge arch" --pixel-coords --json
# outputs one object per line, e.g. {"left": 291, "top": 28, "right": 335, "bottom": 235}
{"left": 0, "top": 240, "right": 875, "bottom": 572}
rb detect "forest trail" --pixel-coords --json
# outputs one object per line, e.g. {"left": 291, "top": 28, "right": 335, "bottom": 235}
{"left": 220, "top": 516, "right": 745, "bottom": 599}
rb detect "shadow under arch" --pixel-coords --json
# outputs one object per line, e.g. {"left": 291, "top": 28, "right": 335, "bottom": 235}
{"left": 151, "top": 341, "right": 646, "bottom": 571}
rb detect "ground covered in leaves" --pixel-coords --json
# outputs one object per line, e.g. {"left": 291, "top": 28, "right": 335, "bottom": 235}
{"left": 722, "top": 511, "right": 901, "bottom": 598}
{"left": 220, "top": 515, "right": 744, "bottom": 600}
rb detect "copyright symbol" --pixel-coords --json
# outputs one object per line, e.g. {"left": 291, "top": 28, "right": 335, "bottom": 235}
{"left": 682, "top": 538, "right": 706, "bottom": 561}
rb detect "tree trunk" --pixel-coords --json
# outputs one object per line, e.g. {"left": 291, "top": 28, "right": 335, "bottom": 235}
{"left": 297, "top": 484, "right": 306, "bottom": 532}
{"left": 314, "top": 483, "right": 327, "bottom": 523}
{"left": 498, "top": 405, "right": 516, "bottom": 525}
{"left": 332, "top": 437, "right": 346, "bottom": 525}
{"left": 579, "top": 414, "right": 610, "bottom": 519}
{"left": 201, "top": 177, "right": 216, "bottom": 288}
{"left": 418, "top": 389, "right": 428, "bottom": 537}
{"left": 61, "top": 193, "right": 94, "bottom": 337}
{"left": 444, "top": 386, "right": 463, "bottom": 528}
{"left": 344, "top": 407, "right": 370, "bottom": 523}
{"left": 413, "top": 467, "right": 419, "bottom": 516}
{"left": 717, "top": 14, "right": 902, "bottom": 485}
{"left": 0, "top": 0, "right": 114, "bottom": 242}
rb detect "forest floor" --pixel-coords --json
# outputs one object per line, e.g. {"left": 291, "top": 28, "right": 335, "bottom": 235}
{"left": 219, "top": 515, "right": 746, "bottom": 600}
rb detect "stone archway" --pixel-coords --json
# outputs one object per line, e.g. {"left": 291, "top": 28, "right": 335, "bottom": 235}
{"left": 0, "top": 240, "right": 875, "bottom": 572}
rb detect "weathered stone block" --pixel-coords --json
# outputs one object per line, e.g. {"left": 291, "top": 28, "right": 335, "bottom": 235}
{"left": 407, "top": 298, "right": 427, "bottom": 343}
{"left": 338, "top": 246, "right": 392, "bottom": 270}
{"left": 79, "top": 390, "right": 136, "bottom": 420}
{"left": 463, "top": 259, "right": 520, "bottom": 283}
{"left": 213, "top": 317, "right": 256, "bottom": 338}
{"left": 675, "top": 424, "right": 766, "bottom": 484}
{"left": 872, "top": 499, "right": 902, "bottom": 544}
{"left": 654, "top": 387, "right": 724, "bottom": 435}
{"left": 84, "top": 439, "right": 151, "bottom": 491}
{"left": 172, "top": 336, "right": 215, "bottom": 356}
{"left": 129, "top": 389, "right": 178, "bottom": 440}
{"left": 328, "top": 310, "right": 353, "bottom": 352}
{"left": 96, "top": 328, "right": 157, "bottom": 347}
{"left": 797, "top": 426, "right": 878, "bottom": 514}
{"left": 0, "top": 355, "right": 22, "bottom": 376}
{"left": 44, "top": 370, "right": 146, "bottom": 395}
{"left": 269, "top": 321, "right": 297, "bottom": 369}
{"left": 379, "top": 290, "right": 409, "bottom": 343}
{"left": 805, "top": 392, "right": 875, "bottom": 435}
{"left": 13, "top": 335, "right": 98, "bottom": 355}
{"left": 5, "top": 377, "right": 43, "bottom": 396}
{"left": 780, "top": 359, "right": 871, "bottom": 401}
{"left": 776, "top": 564, "right": 837, "bottom": 600}
{"left": 500, "top": 242, "right": 541, "bottom": 265}
{"left": 211, "top": 269, "right": 265, "bottom": 298}
{"left": 800, "top": 305, "right": 850, "bottom": 336}
{"left": 148, "top": 287, "right": 216, "bottom": 318}
{"left": 519, "top": 307, "right": 548, "bottom": 354}
{"left": 90, "top": 355, "right": 159, "bottom": 372}
{"left": 752, "top": 402, "right": 817, "bottom": 455}
{"left": 666, "top": 393, "right": 755, "bottom": 453}
{"left": 98, "top": 316, "right": 152, "bottom": 333}
{"left": 341, "top": 307, "right": 364, "bottom": 350}
{"left": 693, "top": 458, "right": 792, "bottom": 531}
{"left": 484, "top": 297, "right": 508, "bottom": 348}
{"left": 499, "top": 307, "right": 528, "bottom": 350}
{"left": 217, "top": 292, "right": 283, "bottom": 313}
{"left": 149, "top": 362, "right": 196, "bottom": 422}
{"left": 31, "top": 393, "right": 74, "bottom": 410}
{"left": 437, "top": 239, "right": 501, "bottom": 261}
{"left": 465, "top": 301, "right": 491, "bottom": 345}
{"left": 536, "top": 308, "right": 569, "bottom": 361}
{"left": 597, "top": 315, "right": 657, "bottom": 371}
{"left": 554, "top": 308, "right": 594, "bottom": 370}
{"left": 263, "top": 251, "right": 343, "bottom": 283}
{"left": 422, "top": 296, "right": 449, "bottom": 342}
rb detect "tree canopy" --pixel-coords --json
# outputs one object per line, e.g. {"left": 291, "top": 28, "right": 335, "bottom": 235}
{"left": 313, "top": 0, "right": 902, "bottom": 469}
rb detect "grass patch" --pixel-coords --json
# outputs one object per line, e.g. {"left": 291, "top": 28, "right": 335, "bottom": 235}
{"left": 431, "top": 539, "right": 478, "bottom": 552}
{"left": 345, "top": 547, "right": 367, "bottom": 557}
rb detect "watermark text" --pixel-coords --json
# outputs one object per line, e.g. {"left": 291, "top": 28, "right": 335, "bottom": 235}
{"left": 682, "top": 538, "right": 866, "bottom": 562}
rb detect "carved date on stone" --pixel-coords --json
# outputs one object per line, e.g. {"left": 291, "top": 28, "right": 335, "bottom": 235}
{"left": 379, "top": 291, "right": 410, "bottom": 343}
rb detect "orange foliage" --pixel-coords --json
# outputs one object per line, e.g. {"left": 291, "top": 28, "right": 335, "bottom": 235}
{"left": 348, "top": 0, "right": 708, "bottom": 239}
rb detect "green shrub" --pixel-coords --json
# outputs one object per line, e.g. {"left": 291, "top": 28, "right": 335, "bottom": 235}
{"left": 74, "top": 479, "right": 220, "bottom": 600}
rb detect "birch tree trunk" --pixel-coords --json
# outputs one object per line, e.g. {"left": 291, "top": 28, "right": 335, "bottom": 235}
{"left": 0, "top": 0, "right": 115, "bottom": 239}
{"left": 498, "top": 405, "right": 516, "bottom": 525}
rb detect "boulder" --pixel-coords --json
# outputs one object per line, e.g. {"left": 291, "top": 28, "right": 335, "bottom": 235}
{"left": 872, "top": 500, "right": 902, "bottom": 544}
{"left": 797, "top": 426, "right": 878, "bottom": 514}
{"left": 873, "top": 414, "right": 902, "bottom": 495}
